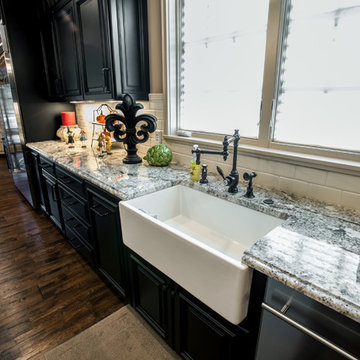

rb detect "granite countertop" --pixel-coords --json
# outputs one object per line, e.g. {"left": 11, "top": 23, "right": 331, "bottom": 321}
{"left": 27, "top": 140, "right": 360, "bottom": 324}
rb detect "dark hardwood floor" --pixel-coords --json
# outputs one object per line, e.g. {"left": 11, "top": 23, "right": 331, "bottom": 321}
{"left": 0, "top": 157, "right": 125, "bottom": 359}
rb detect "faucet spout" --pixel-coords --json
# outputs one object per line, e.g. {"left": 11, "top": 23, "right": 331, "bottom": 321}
{"left": 190, "top": 129, "right": 240, "bottom": 193}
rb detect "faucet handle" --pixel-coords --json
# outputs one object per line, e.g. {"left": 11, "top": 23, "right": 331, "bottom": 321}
{"left": 243, "top": 172, "right": 257, "bottom": 198}
{"left": 243, "top": 172, "right": 257, "bottom": 181}
{"left": 216, "top": 166, "right": 229, "bottom": 185}
{"left": 216, "top": 166, "right": 225, "bottom": 179}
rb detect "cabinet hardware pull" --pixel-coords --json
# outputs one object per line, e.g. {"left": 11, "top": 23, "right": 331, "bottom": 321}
{"left": 61, "top": 178, "right": 73, "bottom": 184}
{"left": 52, "top": 187, "right": 58, "bottom": 202}
{"left": 102, "top": 67, "right": 110, "bottom": 91}
{"left": 93, "top": 208, "right": 109, "bottom": 217}
{"left": 262, "top": 303, "right": 358, "bottom": 360}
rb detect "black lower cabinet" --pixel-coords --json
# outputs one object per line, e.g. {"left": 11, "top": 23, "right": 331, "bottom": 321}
{"left": 28, "top": 150, "right": 127, "bottom": 298}
{"left": 174, "top": 290, "right": 240, "bottom": 360}
{"left": 88, "top": 187, "right": 126, "bottom": 296}
{"left": 42, "top": 170, "right": 63, "bottom": 230}
{"left": 28, "top": 151, "right": 47, "bottom": 212}
{"left": 128, "top": 250, "right": 255, "bottom": 360}
{"left": 128, "top": 251, "right": 171, "bottom": 341}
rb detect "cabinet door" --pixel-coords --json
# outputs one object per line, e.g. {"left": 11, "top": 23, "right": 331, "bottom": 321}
{"left": 75, "top": 0, "right": 113, "bottom": 99}
{"left": 88, "top": 189, "right": 125, "bottom": 295}
{"left": 174, "top": 290, "right": 239, "bottom": 360}
{"left": 52, "top": 1, "right": 83, "bottom": 99}
{"left": 109, "top": 0, "right": 150, "bottom": 100}
{"left": 128, "top": 252, "right": 171, "bottom": 341}
{"left": 29, "top": 151, "right": 47, "bottom": 212}
{"left": 42, "top": 172, "right": 63, "bottom": 230}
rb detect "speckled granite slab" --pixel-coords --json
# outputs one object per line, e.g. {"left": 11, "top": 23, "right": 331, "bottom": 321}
{"left": 27, "top": 140, "right": 360, "bottom": 323}
{"left": 27, "top": 140, "right": 188, "bottom": 200}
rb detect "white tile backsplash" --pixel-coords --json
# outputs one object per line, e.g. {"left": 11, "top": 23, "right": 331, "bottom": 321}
{"left": 326, "top": 172, "right": 360, "bottom": 193}
{"left": 278, "top": 177, "right": 309, "bottom": 197}
{"left": 340, "top": 191, "right": 360, "bottom": 212}
{"left": 294, "top": 166, "right": 328, "bottom": 185}
{"left": 307, "top": 183, "right": 342, "bottom": 205}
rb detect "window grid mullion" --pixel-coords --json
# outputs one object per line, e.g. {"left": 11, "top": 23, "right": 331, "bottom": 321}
{"left": 258, "top": 0, "right": 286, "bottom": 148}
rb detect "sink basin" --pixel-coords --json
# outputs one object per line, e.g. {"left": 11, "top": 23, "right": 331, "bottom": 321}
{"left": 120, "top": 185, "right": 283, "bottom": 324}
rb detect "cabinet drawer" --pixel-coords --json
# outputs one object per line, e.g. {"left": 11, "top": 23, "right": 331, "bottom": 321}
{"left": 59, "top": 184, "right": 88, "bottom": 223}
{"left": 62, "top": 205, "right": 92, "bottom": 247}
{"left": 39, "top": 156, "right": 56, "bottom": 177}
{"left": 56, "top": 166, "right": 86, "bottom": 198}
{"left": 65, "top": 224, "right": 94, "bottom": 264}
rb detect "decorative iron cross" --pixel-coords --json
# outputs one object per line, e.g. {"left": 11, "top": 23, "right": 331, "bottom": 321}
{"left": 105, "top": 94, "right": 157, "bottom": 164}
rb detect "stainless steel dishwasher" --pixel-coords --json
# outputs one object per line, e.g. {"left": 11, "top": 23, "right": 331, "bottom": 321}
{"left": 255, "top": 279, "right": 360, "bottom": 360}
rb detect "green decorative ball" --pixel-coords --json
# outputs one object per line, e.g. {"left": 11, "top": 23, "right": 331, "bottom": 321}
{"left": 144, "top": 144, "right": 172, "bottom": 166}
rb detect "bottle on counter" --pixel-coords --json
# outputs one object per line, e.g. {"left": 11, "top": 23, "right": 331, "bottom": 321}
{"left": 190, "top": 145, "right": 200, "bottom": 182}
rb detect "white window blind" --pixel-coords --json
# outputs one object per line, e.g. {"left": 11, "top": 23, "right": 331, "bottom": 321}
{"left": 180, "top": 0, "right": 269, "bottom": 137}
{"left": 273, "top": 0, "right": 360, "bottom": 152}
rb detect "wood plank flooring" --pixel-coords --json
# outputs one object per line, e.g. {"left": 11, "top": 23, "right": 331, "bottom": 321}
{"left": 0, "top": 157, "right": 125, "bottom": 359}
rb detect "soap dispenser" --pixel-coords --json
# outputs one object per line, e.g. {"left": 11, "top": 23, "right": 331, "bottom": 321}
{"left": 190, "top": 145, "right": 201, "bottom": 181}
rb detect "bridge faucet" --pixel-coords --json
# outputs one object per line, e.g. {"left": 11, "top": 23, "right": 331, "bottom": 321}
{"left": 191, "top": 129, "right": 240, "bottom": 193}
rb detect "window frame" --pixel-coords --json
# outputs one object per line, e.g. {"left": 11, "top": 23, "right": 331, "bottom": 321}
{"left": 164, "top": 0, "right": 360, "bottom": 169}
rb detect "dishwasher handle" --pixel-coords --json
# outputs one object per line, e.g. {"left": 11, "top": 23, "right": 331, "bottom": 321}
{"left": 262, "top": 303, "right": 358, "bottom": 360}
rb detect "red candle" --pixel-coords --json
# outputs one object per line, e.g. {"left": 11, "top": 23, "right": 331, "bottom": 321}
{"left": 61, "top": 112, "right": 76, "bottom": 126}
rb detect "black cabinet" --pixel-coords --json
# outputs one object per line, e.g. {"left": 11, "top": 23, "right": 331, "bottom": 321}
{"left": 28, "top": 150, "right": 129, "bottom": 296}
{"left": 109, "top": 0, "right": 149, "bottom": 100}
{"left": 42, "top": 170, "right": 63, "bottom": 230}
{"left": 40, "top": 0, "right": 149, "bottom": 101}
{"left": 174, "top": 290, "right": 240, "bottom": 360}
{"left": 255, "top": 279, "right": 360, "bottom": 360}
{"left": 127, "top": 250, "right": 255, "bottom": 360}
{"left": 75, "top": 0, "right": 113, "bottom": 99}
{"left": 88, "top": 186, "right": 126, "bottom": 295}
{"left": 28, "top": 151, "right": 47, "bottom": 213}
{"left": 52, "top": 1, "right": 83, "bottom": 100}
{"left": 128, "top": 251, "right": 171, "bottom": 340}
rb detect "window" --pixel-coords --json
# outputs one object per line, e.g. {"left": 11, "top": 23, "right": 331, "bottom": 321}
{"left": 273, "top": 0, "right": 360, "bottom": 152}
{"left": 180, "top": 0, "right": 269, "bottom": 137}
{"left": 166, "top": 0, "right": 360, "bottom": 159}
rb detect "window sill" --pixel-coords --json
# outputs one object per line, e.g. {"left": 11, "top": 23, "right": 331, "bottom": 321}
{"left": 164, "top": 135, "right": 360, "bottom": 176}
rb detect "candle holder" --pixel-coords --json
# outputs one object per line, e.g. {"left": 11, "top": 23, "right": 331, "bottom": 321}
{"left": 105, "top": 94, "right": 157, "bottom": 164}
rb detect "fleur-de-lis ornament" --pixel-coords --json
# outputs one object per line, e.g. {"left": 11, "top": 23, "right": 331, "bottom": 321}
{"left": 105, "top": 94, "right": 157, "bottom": 164}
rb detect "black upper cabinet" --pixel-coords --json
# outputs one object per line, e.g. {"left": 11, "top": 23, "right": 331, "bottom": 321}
{"left": 40, "top": 0, "right": 149, "bottom": 101}
{"left": 52, "top": 1, "right": 83, "bottom": 100}
{"left": 75, "top": 0, "right": 113, "bottom": 99}
{"left": 109, "top": 0, "right": 150, "bottom": 100}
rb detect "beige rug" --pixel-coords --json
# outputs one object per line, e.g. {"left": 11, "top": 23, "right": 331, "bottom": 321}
{"left": 45, "top": 305, "right": 180, "bottom": 360}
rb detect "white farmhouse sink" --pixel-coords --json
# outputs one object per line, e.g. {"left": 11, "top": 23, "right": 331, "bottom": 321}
{"left": 120, "top": 185, "right": 283, "bottom": 324}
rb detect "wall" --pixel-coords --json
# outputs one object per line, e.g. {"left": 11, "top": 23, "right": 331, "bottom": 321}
{"left": 75, "top": 94, "right": 164, "bottom": 158}
{"left": 75, "top": 1, "right": 360, "bottom": 215}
